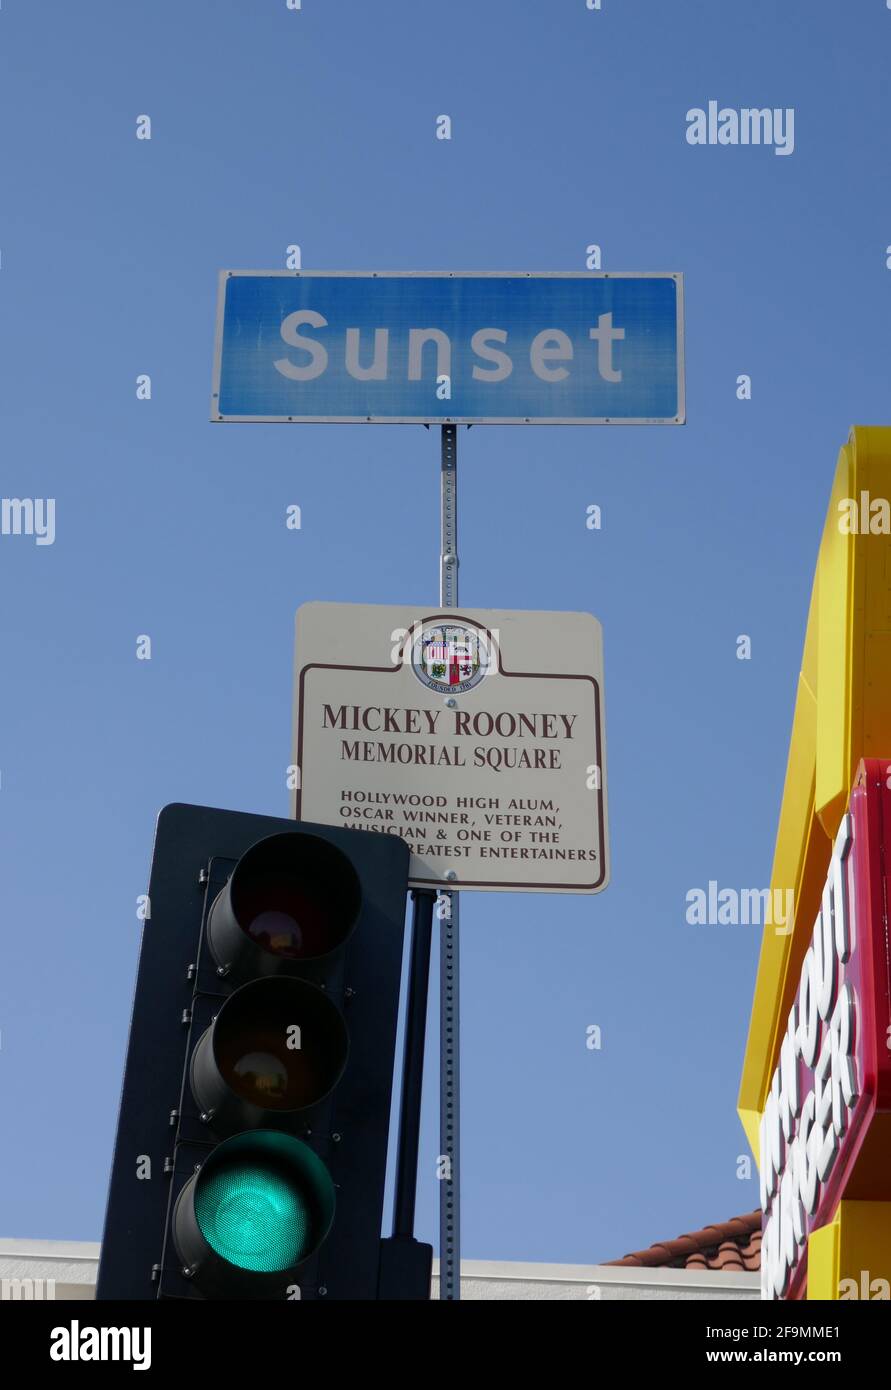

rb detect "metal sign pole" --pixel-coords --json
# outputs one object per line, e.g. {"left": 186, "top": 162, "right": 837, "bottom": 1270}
{"left": 438, "top": 422, "right": 461, "bottom": 1301}
{"left": 393, "top": 889, "right": 435, "bottom": 1239}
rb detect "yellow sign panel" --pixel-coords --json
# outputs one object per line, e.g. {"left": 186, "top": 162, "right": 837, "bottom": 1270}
{"left": 807, "top": 1203, "right": 891, "bottom": 1301}
{"left": 738, "top": 427, "right": 891, "bottom": 1155}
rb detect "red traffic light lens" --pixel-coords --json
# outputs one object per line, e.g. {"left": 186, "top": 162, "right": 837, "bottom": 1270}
{"left": 209, "top": 832, "right": 362, "bottom": 974}
{"left": 232, "top": 835, "right": 360, "bottom": 961}
{"left": 238, "top": 871, "right": 335, "bottom": 960}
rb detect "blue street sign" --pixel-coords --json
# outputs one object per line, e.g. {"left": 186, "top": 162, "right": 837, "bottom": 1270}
{"left": 212, "top": 272, "right": 684, "bottom": 425}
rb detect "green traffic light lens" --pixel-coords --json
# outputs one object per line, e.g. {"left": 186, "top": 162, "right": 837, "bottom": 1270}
{"left": 191, "top": 1133, "right": 336, "bottom": 1275}
{"left": 195, "top": 1160, "right": 310, "bottom": 1272}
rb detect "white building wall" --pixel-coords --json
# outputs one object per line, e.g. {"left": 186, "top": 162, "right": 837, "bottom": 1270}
{"left": 0, "top": 1240, "right": 759, "bottom": 1301}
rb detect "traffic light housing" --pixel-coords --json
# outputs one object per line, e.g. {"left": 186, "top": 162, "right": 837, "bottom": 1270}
{"left": 96, "top": 804, "right": 415, "bottom": 1300}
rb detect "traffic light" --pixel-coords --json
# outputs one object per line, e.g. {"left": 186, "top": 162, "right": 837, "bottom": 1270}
{"left": 96, "top": 803, "right": 424, "bottom": 1300}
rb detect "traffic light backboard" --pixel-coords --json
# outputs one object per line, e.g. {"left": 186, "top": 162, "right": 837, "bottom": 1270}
{"left": 96, "top": 804, "right": 411, "bottom": 1300}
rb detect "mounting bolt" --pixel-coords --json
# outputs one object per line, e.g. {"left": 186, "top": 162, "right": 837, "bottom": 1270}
{"left": 200, "top": 1110, "right": 215, "bottom": 1125}
{"left": 181, "top": 1009, "right": 191, "bottom": 1025}
{"left": 332, "top": 1133, "right": 342, "bottom": 1144}
{"left": 445, "top": 697, "right": 457, "bottom": 708}
{"left": 151, "top": 1264, "right": 161, "bottom": 1282}
{"left": 182, "top": 1266, "right": 195, "bottom": 1279}
{"left": 318, "top": 1286, "right": 328, "bottom": 1297}
{"left": 169, "top": 1110, "right": 179, "bottom": 1127}
{"left": 216, "top": 964, "right": 230, "bottom": 979}
{"left": 445, "top": 870, "right": 457, "bottom": 882}
{"left": 344, "top": 986, "right": 355, "bottom": 999}
{"left": 198, "top": 868, "right": 209, "bottom": 888}
{"left": 194, "top": 1163, "right": 202, "bottom": 1173}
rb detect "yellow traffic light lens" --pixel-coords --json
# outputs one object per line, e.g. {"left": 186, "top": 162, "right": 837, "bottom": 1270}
{"left": 218, "top": 1016, "right": 336, "bottom": 1111}
{"left": 192, "top": 976, "right": 350, "bottom": 1126}
{"left": 229, "top": 1049, "right": 289, "bottom": 1105}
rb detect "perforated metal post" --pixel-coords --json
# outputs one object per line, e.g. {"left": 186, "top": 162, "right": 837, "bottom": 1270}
{"left": 438, "top": 423, "right": 460, "bottom": 1300}
{"left": 440, "top": 424, "right": 458, "bottom": 608}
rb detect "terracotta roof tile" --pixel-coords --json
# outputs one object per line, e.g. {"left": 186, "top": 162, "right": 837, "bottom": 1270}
{"left": 605, "top": 1212, "right": 761, "bottom": 1272}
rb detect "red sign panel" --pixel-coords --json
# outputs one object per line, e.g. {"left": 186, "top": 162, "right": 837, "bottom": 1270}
{"left": 761, "top": 758, "right": 891, "bottom": 1299}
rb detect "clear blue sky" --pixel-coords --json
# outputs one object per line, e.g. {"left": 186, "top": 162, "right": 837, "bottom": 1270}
{"left": 2, "top": 0, "right": 890, "bottom": 1265}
